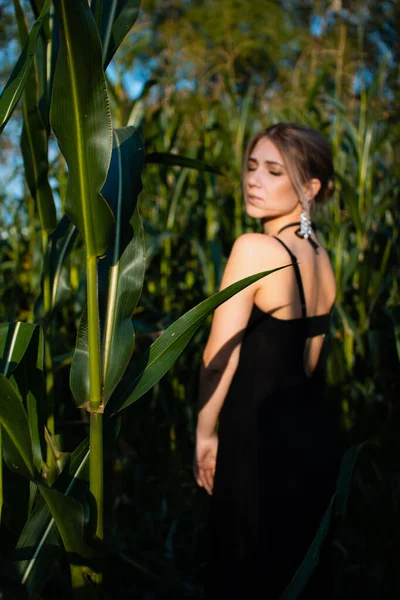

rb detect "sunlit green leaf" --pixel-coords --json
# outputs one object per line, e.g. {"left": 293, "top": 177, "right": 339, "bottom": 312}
{"left": 0, "top": 322, "right": 38, "bottom": 378}
{"left": 146, "top": 151, "right": 223, "bottom": 175}
{"left": 71, "top": 127, "right": 145, "bottom": 407}
{"left": 14, "top": 0, "right": 57, "bottom": 233}
{"left": 109, "top": 267, "right": 287, "bottom": 414}
{"left": 91, "top": 0, "right": 141, "bottom": 68}
{"left": 0, "top": 0, "right": 51, "bottom": 134}
{"left": 51, "top": 0, "right": 115, "bottom": 258}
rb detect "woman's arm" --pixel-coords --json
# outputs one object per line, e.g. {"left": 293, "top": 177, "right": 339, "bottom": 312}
{"left": 194, "top": 234, "right": 272, "bottom": 493}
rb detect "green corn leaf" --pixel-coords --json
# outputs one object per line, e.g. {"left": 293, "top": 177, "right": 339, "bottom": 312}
{"left": 71, "top": 127, "right": 145, "bottom": 407}
{"left": 0, "top": 322, "right": 46, "bottom": 477}
{"left": 14, "top": 332, "right": 45, "bottom": 473}
{"left": 0, "top": 374, "right": 34, "bottom": 478}
{"left": 334, "top": 444, "right": 363, "bottom": 517}
{"left": 100, "top": 128, "right": 145, "bottom": 403}
{"left": 38, "top": 485, "right": 94, "bottom": 563}
{"left": 28, "top": 1, "right": 51, "bottom": 41}
{"left": 48, "top": 217, "right": 79, "bottom": 310}
{"left": 108, "top": 267, "right": 287, "bottom": 414}
{"left": 0, "top": 323, "right": 45, "bottom": 472}
{"left": 12, "top": 439, "right": 89, "bottom": 592}
{"left": 28, "top": 0, "right": 52, "bottom": 131}
{"left": 14, "top": 0, "right": 57, "bottom": 233}
{"left": 341, "top": 246, "right": 361, "bottom": 291}
{"left": 13, "top": 496, "right": 61, "bottom": 594}
{"left": 366, "top": 237, "right": 393, "bottom": 324}
{"left": 334, "top": 173, "right": 363, "bottom": 236}
{"left": 51, "top": 0, "right": 115, "bottom": 258}
{"left": 386, "top": 306, "right": 400, "bottom": 363}
{"left": 279, "top": 494, "right": 335, "bottom": 599}
{"left": 235, "top": 84, "right": 253, "bottom": 160}
{"left": 279, "top": 436, "right": 366, "bottom": 599}
{"left": 2, "top": 426, "right": 34, "bottom": 480}
{"left": 125, "top": 78, "right": 157, "bottom": 128}
{"left": 145, "top": 152, "right": 223, "bottom": 175}
{"left": 34, "top": 216, "right": 79, "bottom": 321}
{"left": 91, "top": 0, "right": 141, "bottom": 69}
{"left": 0, "top": 322, "right": 38, "bottom": 378}
{"left": 334, "top": 303, "right": 364, "bottom": 356}
{"left": 0, "top": 0, "right": 51, "bottom": 134}
{"left": 322, "top": 95, "right": 359, "bottom": 160}
{"left": 166, "top": 168, "right": 190, "bottom": 230}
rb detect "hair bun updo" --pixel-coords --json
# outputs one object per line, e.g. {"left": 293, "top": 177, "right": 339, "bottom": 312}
{"left": 316, "top": 176, "right": 335, "bottom": 204}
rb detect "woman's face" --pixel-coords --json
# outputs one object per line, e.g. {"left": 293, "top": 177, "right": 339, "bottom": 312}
{"left": 244, "top": 137, "right": 300, "bottom": 220}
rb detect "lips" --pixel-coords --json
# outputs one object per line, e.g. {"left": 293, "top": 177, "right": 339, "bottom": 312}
{"left": 247, "top": 194, "right": 263, "bottom": 205}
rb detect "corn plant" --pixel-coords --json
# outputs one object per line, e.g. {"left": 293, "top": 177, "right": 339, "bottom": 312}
{"left": 0, "top": 1, "right": 279, "bottom": 596}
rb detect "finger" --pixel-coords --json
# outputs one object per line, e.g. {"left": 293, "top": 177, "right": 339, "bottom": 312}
{"left": 203, "top": 469, "right": 211, "bottom": 493}
{"left": 197, "top": 468, "right": 211, "bottom": 494}
{"left": 195, "top": 470, "right": 203, "bottom": 488}
{"left": 194, "top": 461, "right": 205, "bottom": 487}
{"left": 204, "top": 468, "right": 214, "bottom": 495}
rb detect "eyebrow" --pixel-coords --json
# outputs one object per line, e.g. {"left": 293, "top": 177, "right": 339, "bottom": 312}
{"left": 248, "top": 157, "right": 286, "bottom": 168}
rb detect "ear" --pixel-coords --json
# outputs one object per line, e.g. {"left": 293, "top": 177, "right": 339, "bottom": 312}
{"left": 303, "top": 178, "right": 321, "bottom": 201}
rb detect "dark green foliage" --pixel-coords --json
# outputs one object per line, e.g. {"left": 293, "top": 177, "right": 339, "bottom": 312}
{"left": 0, "top": 0, "right": 399, "bottom": 597}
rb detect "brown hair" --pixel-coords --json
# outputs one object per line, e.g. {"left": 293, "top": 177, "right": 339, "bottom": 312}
{"left": 245, "top": 123, "right": 335, "bottom": 204}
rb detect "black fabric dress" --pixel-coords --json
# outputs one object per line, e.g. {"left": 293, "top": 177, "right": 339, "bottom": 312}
{"left": 206, "top": 237, "right": 342, "bottom": 599}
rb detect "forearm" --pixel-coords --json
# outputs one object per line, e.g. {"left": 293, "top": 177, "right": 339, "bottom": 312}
{"left": 196, "top": 358, "right": 238, "bottom": 438}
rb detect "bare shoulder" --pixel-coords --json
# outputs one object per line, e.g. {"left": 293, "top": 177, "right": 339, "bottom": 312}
{"left": 231, "top": 233, "right": 291, "bottom": 267}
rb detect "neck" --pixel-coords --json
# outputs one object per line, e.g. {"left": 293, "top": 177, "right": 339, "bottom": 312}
{"left": 261, "top": 213, "right": 302, "bottom": 236}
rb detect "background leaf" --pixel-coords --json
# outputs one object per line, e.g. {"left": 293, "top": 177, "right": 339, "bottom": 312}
{"left": 91, "top": 0, "right": 142, "bottom": 69}
{"left": 38, "top": 485, "right": 94, "bottom": 562}
{"left": 14, "top": 0, "right": 57, "bottom": 233}
{"left": 34, "top": 216, "right": 79, "bottom": 321}
{"left": 0, "top": 323, "right": 38, "bottom": 378}
{"left": 0, "top": 374, "right": 34, "bottom": 478}
{"left": 145, "top": 151, "right": 223, "bottom": 175}
{"left": 0, "top": 0, "right": 51, "bottom": 134}
{"left": 11, "top": 439, "right": 90, "bottom": 593}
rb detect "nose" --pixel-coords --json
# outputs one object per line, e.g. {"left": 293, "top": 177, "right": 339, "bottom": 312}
{"left": 247, "top": 169, "right": 261, "bottom": 188}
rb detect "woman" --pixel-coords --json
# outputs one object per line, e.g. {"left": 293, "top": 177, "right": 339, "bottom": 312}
{"left": 194, "top": 123, "right": 342, "bottom": 598}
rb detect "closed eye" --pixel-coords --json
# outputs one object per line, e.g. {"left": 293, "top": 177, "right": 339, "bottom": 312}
{"left": 247, "top": 158, "right": 258, "bottom": 171}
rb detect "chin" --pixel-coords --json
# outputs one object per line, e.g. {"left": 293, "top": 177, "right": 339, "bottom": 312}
{"left": 245, "top": 203, "right": 265, "bottom": 219}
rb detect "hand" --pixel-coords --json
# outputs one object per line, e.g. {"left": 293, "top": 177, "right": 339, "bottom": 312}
{"left": 194, "top": 432, "right": 218, "bottom": 495}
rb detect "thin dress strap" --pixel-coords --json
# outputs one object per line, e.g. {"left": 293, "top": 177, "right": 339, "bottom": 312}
{"left": 273, "top": 236, "right": 307, "bottom": 318}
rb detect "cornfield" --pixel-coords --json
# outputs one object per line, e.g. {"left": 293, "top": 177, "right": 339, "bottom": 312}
{"left": 0, "top": 0, "right": 399, "bottom": 598}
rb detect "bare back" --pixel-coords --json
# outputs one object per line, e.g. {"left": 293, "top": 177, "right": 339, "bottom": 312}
{"left": 254, "top": 230, "right": 336, "bottom": 377}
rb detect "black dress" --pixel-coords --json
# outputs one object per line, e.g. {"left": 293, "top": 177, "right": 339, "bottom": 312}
{"left": 207, "top": 237, "right": 342, "bottom": 599}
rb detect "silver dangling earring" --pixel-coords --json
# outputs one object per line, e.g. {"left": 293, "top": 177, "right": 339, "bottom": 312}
{"left": 299, "top": 197, "right": 312, "bottom": 239}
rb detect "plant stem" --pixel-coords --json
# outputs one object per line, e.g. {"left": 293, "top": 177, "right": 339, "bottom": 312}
{"left": 87, "top": 256, "right": 102, "bottom": 412}
{"left": 42, "top": 231, "right": 57, "bottom": 481}
{"left": 87, "top": 255, "right": 104, "bottom": 544}
{"left": 90, "top": 412, "right": 103, "bottom": 541}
